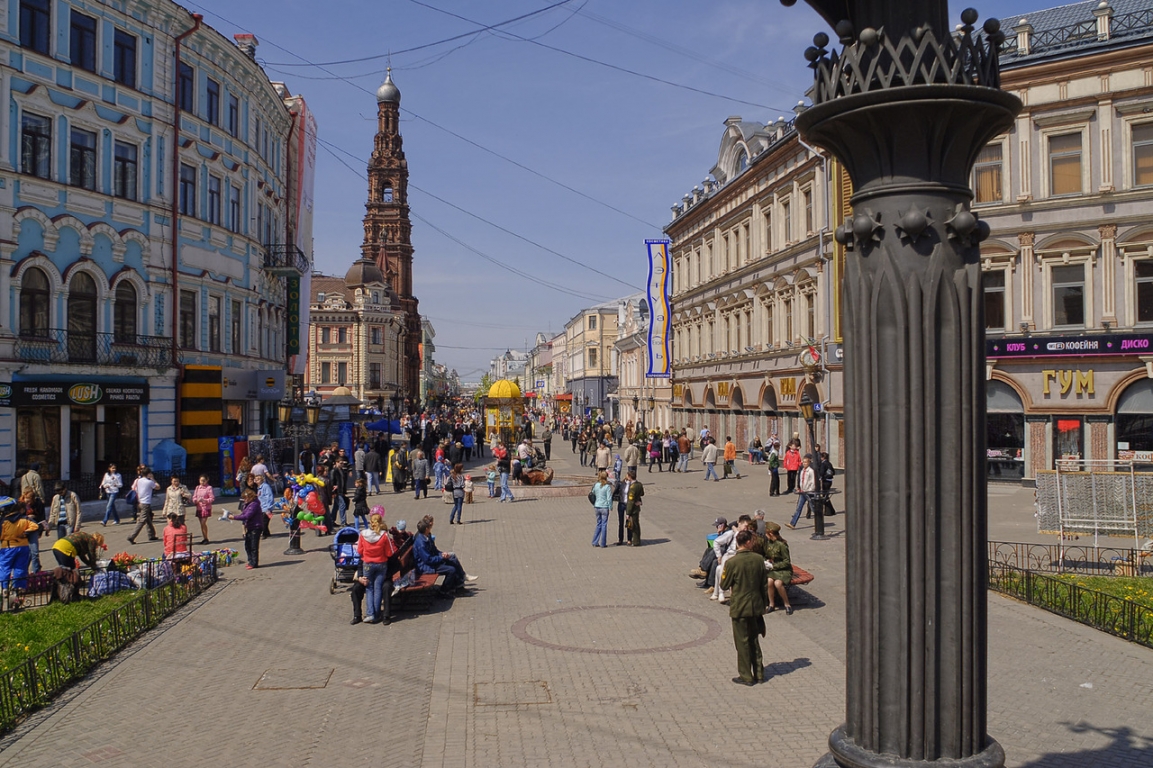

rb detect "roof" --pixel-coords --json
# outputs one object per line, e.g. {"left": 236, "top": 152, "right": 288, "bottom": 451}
{"left": 488, "top": 379, "right": 522, "bottom": 399}
{"left": 1001, "top": 0, "right": 1153, "bottom": 64}
{"left": 310, "top": 274, "right": 346, "bottom": 303}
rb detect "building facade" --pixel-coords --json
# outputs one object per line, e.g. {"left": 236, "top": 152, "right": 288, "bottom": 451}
{"left": 976, "top": 0, "right": 1153, "bottom": 480}
{"left": 0, "top": 2, "right": 307, "bottom": 483}
{"left": 614, "top": 295, "right": 673, "bottom": 428}
{"left": 666, "top": 117, "right": 844, "bottom": 462}
{"left": 564, "top": 295, "right": 635, "bottom": 418}
{"left": 305, "top": 258, "right": 403, "bottom": 410}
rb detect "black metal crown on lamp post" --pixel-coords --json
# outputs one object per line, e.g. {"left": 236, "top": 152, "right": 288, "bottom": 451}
{"left": 781, "top": 1, "right": 1022, "bottom": 767}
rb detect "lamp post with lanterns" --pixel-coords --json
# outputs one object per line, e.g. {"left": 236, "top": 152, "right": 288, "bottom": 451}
{"left": 798, "top": 390, "right": 827, "bottom": 540}
{"left": 278, "top": 392, "right": 321, "bottom": 556}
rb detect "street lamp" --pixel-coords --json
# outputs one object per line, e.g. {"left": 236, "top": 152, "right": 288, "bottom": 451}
{"left": 798, "top": 390, "right": 827, "bottom": 540}
{"left": 279, "top": 394, "right": 321, "bottom": 556}
{"left": 632, "top": 394, "right": 639, "bottom": 420}
{"left": 647, "top": 395, "right": 655, "bottom": 428}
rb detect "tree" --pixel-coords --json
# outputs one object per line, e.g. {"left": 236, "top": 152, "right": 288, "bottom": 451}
{"left": 475, "top": 372, "right": 493, "bottom": 403}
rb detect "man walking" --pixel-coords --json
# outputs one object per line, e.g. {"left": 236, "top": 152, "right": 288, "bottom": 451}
{"left": 127, "top": 469, "right": 161, "bottom": 544}
{"left": 787, "top": 455, "right": 817, "bottom": 529}
{"left": 676, "top": 431, "right": 691, "bottom": 473}
{"left": 623, "top": 440, "right": 640, "bottom": 479}
{"left": 364, "top": 445, "right": 382, "bottom": 494}
{"left": 723, "top": 436, "right": 742, "bottom": 479}
{"left": 542, "top": 426, "right": 552, "bottom": 461}
{"left": 721, "top": 530, "right": 769, "bottom": 685}
{"left": 702, "top": 438, "right": 720, "bottom": 482}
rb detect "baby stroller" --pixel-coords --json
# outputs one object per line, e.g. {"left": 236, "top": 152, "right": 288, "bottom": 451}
{"left": 329, "top": 526, "right": 361, "bottom": 594}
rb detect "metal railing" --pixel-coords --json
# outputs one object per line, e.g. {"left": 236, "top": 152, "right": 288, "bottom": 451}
{"left": 988, "top": 540, "right": 1152, "bottom": 577}
{"left": 262, "top": 244, "right": 309, "bottom": 276}
{"left": 16, "top": 330, "right": 173, "bottom": 369}
{"left": 999, "top": 9, "right": 1153, "bottom": 59}
{"left": 988, "top": 563, "right": 1153, "bottom": 649}
{"left": 0, "top": 553, "right": 219, "bottom": 733}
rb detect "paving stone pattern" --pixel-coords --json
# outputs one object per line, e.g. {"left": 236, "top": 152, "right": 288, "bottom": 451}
{"left": 1, "top": 453, "right": 1151, "bottom": 766}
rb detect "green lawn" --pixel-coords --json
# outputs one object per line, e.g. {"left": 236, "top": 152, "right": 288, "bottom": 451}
{"left": 1053, "top": 574, "right": 1153, "bottom": 609}
{"left": 0, "top": 591, "right": 140, "bottom": 672}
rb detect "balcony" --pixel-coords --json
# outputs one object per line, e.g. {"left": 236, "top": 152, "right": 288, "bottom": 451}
{"left": 16, "top": 330, "right": 174, "bottom": 369}
{"left": 263, "top": 244, "right": 309, "bottom": 276}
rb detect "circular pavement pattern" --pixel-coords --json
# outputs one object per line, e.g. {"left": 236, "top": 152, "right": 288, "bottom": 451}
{"left": 511, "top": 604, "right": 723, "bottom": 655}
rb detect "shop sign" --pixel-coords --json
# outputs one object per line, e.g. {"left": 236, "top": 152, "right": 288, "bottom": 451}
{"left": 715, "top": 381, "right": 731, "bottom": 405}
{"left": 1118, "top": 450, "right": 1153, "bottom": 462}
{"left": 988, "top": 333, "right": 1153, "bottom": 359}
{"left": 257, "top": 370, "right": 285, "bottom": 401}
{"left": 779, "top": 377, "right": 798, "bottom": 401}
{"left": 0, "top": 380, "right": 149, "bottom": 407}
{"left": 1041, "top": 369, "right": 1094, "bottom": 397}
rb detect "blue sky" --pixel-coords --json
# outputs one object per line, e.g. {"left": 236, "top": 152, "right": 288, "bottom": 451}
{"left": 189, "top": 0, "right": 1046, "bottom": 382}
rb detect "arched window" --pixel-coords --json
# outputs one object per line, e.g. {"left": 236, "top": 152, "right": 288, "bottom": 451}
{"left": 68, "top": 271, "right": 98, "bottom": 362}
{"left": 735, "top": 149, "right": 748, "bottom": 174}
{"left": 19, "top": 267, "right": 50, "bottom": 337}
{"left": 114, "top": 282, "right": 137, "bottom": 342}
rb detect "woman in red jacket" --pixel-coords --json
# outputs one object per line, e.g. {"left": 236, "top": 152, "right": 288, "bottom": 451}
{"left": 357, "top": 512, "right": 398, "bottom": 624}
{"left": 782, "top": 444, "right": 803, "bottom": 494}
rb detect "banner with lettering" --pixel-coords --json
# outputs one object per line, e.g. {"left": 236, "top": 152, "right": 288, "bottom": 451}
{"left": 646, "top": 239, "right": 672, "bottom": 378}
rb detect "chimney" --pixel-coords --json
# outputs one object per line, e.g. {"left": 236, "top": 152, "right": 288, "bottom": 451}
{"left": 1014, "top": 19, "right": 1032, "bottom": 55}
{"left": 1094, "top": 1, "right": 1113, "bottom": 41}
{"left": 234, "top": 33, "right": 259, "bottom": 59}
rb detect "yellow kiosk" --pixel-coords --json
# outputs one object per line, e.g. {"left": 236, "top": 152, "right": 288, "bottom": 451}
{"left": 485, "top": 379, "right": 524, "bottom": 448}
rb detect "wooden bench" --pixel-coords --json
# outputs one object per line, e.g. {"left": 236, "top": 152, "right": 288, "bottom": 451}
{"left": 390, "top": 540, "right": 442, "bottom": 611}
{"left": 785, "top": 565, "right": 815, "bottom": 603}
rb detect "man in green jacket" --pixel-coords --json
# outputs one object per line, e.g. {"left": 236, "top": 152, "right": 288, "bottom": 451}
{"left": 720, "top": 530, "right": 769, "bottom": 685}
{"left": 624, "top": 471, "right": 644, "bottom": 546}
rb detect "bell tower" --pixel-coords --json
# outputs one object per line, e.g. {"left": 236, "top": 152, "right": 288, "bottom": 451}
{"left": 363, "top": 69, "right": 421, "bottom": 402}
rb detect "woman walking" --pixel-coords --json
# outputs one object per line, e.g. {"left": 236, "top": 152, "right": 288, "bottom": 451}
{"left": 192, "top": 475, "right": 215, "bottom": 544}
{"left": 590, "top": 471, "right": 613, "bottom": 548}
{"left": 100, "top": 463, "right": 123, "bottom": 526}
{"left": 447, "top": 464, "right": 465, "bottom": 525}
{"left": 162, "top": 476, "right": 192, "bottom": 521}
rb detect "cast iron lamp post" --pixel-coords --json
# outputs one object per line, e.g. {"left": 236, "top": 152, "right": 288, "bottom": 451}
{"left": 646, "top": 395, "right": 655, "bottom": 428}
{"left": 782, "top": 1, "right": 1021, "bottom": 767}
{"left": 798, "top": 390, "right": 827, "bottom": 540}
{"left": 278, "top": 397, "right": 320, "bottom": 555}
{"left": 632, "top": 394, "right": 639, "bottom": 423}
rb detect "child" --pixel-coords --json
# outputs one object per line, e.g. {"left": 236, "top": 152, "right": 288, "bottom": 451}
{"left": 486, "top": 466, "right": 497, "bottom": 498}
{"left": 433, "top": 457, "right": 446, "bottom": 491}
{"left": 464, "top": 475, "right": 474, "bottom": 504}
{"left": 162, "top": 512, "right": 191, "bottom": 560}
{"left": 192, "top": 475, "right": 215, "bottom": 545}
{"left": 352, "top": 477, "right": 369, "bottom": 529}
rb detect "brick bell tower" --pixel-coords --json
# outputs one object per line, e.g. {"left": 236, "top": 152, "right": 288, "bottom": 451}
{"left": 364, "top": 69, "right": 421, "bottom": 405}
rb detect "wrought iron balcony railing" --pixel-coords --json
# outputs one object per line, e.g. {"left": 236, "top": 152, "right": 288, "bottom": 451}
{"left": 16, "top": 329, "right": 174, "bottom": 368}
{"left": 263, "top": 243, "right": 309, "bottom": 276}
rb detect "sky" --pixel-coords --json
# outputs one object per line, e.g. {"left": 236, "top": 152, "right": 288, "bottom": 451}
{"left": 188, "top": 0, "right": 1048, "bottom": 383}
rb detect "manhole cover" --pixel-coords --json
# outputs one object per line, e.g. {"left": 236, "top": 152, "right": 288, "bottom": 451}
{"left": 253, "top": 667, "right": 334, "bottom": 690}
{"left": 474, "top": 681, "right": 551, "bottom": 706}
{"left": 511, "top": 605, "right": 721, "bottom": 654}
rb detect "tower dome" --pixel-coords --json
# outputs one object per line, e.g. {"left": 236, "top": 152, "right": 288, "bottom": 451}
{"left": 345, "top": 256, "right": 385, "bottom": 288}
{"left": 376, "top": 69, "right": 401, "bottom": 105}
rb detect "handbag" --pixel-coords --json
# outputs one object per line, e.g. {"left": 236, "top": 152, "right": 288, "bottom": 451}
{"left": 124, "top": 488, "right": 138, "bottom": 506}
{"left": 588, "top": 489, "right": 597, "bottom": 505}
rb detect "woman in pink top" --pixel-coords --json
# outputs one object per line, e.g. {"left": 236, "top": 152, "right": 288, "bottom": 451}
{"left": 191, "top": 475, "right": 215, "bottom": 545}
{"left": 163, "top": 513, "right": 191, "bottom": 559}
{"left": 782, "top": 445, "right": 803, "bottom": 494}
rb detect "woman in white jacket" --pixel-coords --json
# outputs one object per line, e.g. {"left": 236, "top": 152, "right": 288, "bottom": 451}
{"left": 711, "top": 517, "right": 738, "bottom": 603}
{"left": 100, "top": 464, "right": 123, "bottom": 526}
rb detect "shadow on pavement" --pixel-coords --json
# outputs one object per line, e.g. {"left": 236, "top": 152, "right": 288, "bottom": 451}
{"left": 1014, "top": 723, "right": 1153, "bottom": 767}
{"left": 788, "top": 589, "right": 826, "bottom": 608}
{"left": 763, "top": 657, "right": 812, "bottom": 679}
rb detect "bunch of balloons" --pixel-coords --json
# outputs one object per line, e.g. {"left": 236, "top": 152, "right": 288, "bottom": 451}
{"left": 281, "top": 473, "right": 328, "bottom": 533}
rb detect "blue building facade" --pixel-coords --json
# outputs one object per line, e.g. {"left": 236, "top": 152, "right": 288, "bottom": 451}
{"left": 0, "top": 1, "right": 308, "bottom": 489}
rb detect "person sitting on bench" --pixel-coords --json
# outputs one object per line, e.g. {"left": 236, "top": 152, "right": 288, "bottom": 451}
{"left": 413, "top": 515, "right": 477, "bottom": 597}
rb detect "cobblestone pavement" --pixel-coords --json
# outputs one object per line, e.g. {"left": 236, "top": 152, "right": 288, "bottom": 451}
{"left": 2, "top": 451, "right": 1151, "bottom": 767}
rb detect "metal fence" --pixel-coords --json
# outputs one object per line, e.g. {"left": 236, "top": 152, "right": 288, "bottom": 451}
{"left": 15, "top": 329, "right": 173, "bottom": 368}
{"left": 988, "top": 540, "right": 1152, "bottom": 577}
{"left": 0, "top": 553, "right": 218, "bottom": 733}
{"left": 1034, "top": 464, "right": 1153, "bottom": 546}
{"left": 987, "top": 563, "right": 1153, "bottom": 649}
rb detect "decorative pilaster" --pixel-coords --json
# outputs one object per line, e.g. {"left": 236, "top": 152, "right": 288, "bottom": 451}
{"left": 1018, "top": 232, "right": 1035, "bottom": 327}
{"left": 1099, "top": 224, "right": 1117, "bottom": 322}
{"left": 790, "top": 4, "right": 1020, "bottom": 767}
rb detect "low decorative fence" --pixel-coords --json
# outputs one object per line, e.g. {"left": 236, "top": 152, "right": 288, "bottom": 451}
{"left": 0, "top": 553, "right": 219, "bottom": 734}
{"left": 988, "top": 540, "right": 1152, "bottom": 577}
{"left": 987, "top": 563, "right": 1153, "bottom": 649}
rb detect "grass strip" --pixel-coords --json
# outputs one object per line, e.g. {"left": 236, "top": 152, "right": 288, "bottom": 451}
{"left": 0, "top": 592, "right": 140, "bottom": 673}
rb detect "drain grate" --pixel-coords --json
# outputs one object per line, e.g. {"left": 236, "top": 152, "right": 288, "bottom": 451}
{"left": 253, "top": 667, "right": 334, "bottom": 690}
{"left": 474, "top": 680, "right": 551, "bottom": 706}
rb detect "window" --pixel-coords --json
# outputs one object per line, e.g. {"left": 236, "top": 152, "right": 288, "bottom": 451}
{"left": 70, "top": 11, "right": 97, "bottom": 72}
{"left": 228, "top": 185, "right": 241, "bottom": 233}
{"left": 1134, "top": 123, "right": 1153, "bottom": 188}
{"left": 984, "top": 270, "right": 1005, "bottom": 330}
{"left": 805, "top": 292, "right": 815, "bottom": 337}
{"left": 179, "top": 290, "right": 196, "bottom": 349}
{"left": 973, "top": 143, "right": 1003, "bottom": 204}
{"left": 1049, "top": 133, "right": 1082, "bottom": 196}
{"left": 383, "top": 186, "right": 393, "bottom": 202}
{"left": 69, "top": 128, "right": 97, "bottom": 190}
{"left": 20, "top": 0, "right": 50, "bottom": 55}
{"left": 320, "top": 362, "right": 331, "bottom": 384}
{"left": 207, "top": 296, "right": 221, "bottom": 352}
{"left": 263, "top": 205, "right": 273, "bottom": 245}
{"left": 782, "top": 198, "right": 792, "bottom": 243}
{"left": 113, "top": 142, "right": 138, "bottom": 200}
{"left": 19, "top": 267, "right": 50, "bottom": 337}
{"left": 254, "top": 117, "right": 262, "bottom": 156}
{"left": 784, "top": 297, "right": 794, "bottom": 341}
{"left": 114, "top": 282, "right": 137, "bottom": 342}
{"left": 736, "top": 149, "right": 748, "bottom": 174}
{"left": 763, "top": 211, "right": 773, "bottom": 253}
{"left": 765, "top": 300, "right": 774, "bottom": 345}
{"left": 337, "top": 327, "right": 347, "bottom": 344}
{"left": 230, "top": 299, "right": 241, "bottom": 352}
{"left": 1051, "top": 265, "right": 1084, "bottom": 327}
{"left": 67, "top": 272, "right": 97, "bottom": 363}
{"left": 179, "top": 164, "right": 196, "bottom": 216}
{"left": 113, "top": 30, "right": 137, "bottom": 88}
{"left": 227, "top": 94, "right": 239, "bottom": 137}
{"left": 337, "top": 361, "right": 348, "bottom": 383}
{"left": 803, "top": 188, "right": 814, "bottom": 234}
{"left": 588, "top": 315, "right": 597, "bottom": 331}
{"left": 587, "top": 348, "right": 598, "bottom": 368}
{"left": 369, "top": 362, "right": 382, "bottom": 390}
{"left": 207, "top": 175, "right": 222, "bottom": 225}
{"left": 178, "top": 62, "right": 194, "bottom": 112}
{"left": 205, "top": 79, "right": 220, "bottom": 126}
{"left": 320, "top": 327, "right": 330, "bottom": 344}
{"left": 1137, "top": 262, "right": 1153, "bottom": 324}
{"left": 371, "top": 327, "right": 382, "bottom": 345}
{"left": 21, "top": 113, "right": 51, "bottom": 179}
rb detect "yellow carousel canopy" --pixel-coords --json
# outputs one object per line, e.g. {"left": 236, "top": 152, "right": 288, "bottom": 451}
{"left": 488, "top": 379, "right": 522, "bottom": 399}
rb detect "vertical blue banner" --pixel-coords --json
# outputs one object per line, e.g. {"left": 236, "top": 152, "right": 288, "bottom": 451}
{"left": 646, "top": 239, "right": 672, "bottom": 378}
